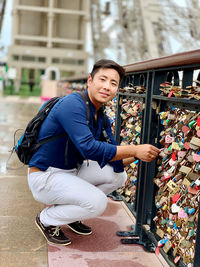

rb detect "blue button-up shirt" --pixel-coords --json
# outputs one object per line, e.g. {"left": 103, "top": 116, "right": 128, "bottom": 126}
{"left": 29, "top": 91, "right": 124, "bottom": 173}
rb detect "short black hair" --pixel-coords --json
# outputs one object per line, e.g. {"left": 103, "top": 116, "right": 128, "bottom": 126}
{"left": 90, "top": 59, "right": 125, "bottom": 82}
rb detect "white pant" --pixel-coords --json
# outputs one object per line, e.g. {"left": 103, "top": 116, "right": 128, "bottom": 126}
{"left": 28, "top": 160, "right": 127, "bottom": 226}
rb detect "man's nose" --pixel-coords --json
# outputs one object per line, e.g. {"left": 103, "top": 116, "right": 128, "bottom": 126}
{"left": 103, "top": 81, "right": 110, "bottom": 90}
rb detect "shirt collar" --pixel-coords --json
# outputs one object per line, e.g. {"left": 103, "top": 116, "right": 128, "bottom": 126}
{"left": 86, "top": 90, "right": 104, "bottom": 118}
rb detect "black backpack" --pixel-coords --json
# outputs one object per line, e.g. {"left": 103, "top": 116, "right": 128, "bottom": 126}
{"left": 11, "top": 91, "right": 109, "bottom": 166}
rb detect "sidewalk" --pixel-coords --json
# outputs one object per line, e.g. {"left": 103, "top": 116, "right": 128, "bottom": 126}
{"left": 47, "top": 199, "right": 168, "bottom": 267}
{"left": 0, "top": 97, "right": 168, "bottom": 267}
{"left": 0, "top": 95, "right": 41, "bottom": 104}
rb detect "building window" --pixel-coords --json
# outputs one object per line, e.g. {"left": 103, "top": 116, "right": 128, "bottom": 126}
{"left": 38, "top": 57, "right": 46, "bottom": 62}
{"left": 62, "top": 58, "right": 76, "bottom": 65}
{"left": 12, "top": 55, "right": 19, "bottom": 61}
{"left": 78, "top": 60, "right": 84, "bottom": 65}
{"left": 22, "top": 56, "right": 35, "bottom": 62}
{"left": 52, "top": 58, "right": 60, "bottom": 64}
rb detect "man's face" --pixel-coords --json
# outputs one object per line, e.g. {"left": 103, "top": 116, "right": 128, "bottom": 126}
{"left": 87, "top": 68, "right": 120, "bottom": 109}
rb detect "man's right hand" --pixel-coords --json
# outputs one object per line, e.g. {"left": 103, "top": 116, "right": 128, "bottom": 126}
{"left": 133, "top": 144, "right": 160, "bottom": 162}
{"left": 111, "top": 143, "right": 160, "bottom": 162}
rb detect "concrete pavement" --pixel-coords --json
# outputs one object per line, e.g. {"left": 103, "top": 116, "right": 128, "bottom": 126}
{"left": 0, "top": 96, "right": 46, "bottom": 267}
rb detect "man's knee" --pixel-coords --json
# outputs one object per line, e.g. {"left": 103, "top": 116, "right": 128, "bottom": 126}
{"left": 88, "top": 190, "right": 108, "bottom": 217}
{"left": 116, "top": 171, "right": 127, "bottom": 188}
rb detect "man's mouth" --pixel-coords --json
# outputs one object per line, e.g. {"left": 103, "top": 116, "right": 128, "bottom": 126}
{"left": 100, "top": 92, "right": 109, "bottom": 97}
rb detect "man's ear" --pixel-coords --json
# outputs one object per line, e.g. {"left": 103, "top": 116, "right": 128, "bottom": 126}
{"left": 87, "top": 75, "right": 92, "bottom": 86}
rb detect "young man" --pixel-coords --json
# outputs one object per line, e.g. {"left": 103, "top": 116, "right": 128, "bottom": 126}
{"left": 28, "top": 59, "right": 159, "bottom": 246}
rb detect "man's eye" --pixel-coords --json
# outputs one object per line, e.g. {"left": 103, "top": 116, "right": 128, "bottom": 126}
{"left": 112, "top": 83, "right": 117, "bottom": 86}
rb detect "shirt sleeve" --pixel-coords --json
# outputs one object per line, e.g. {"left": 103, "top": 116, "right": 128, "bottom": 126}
{"left": 53, "top": 93, "right": 117, "bottom": 168}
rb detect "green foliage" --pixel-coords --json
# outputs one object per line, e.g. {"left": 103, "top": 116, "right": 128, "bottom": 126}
{"left": 3, "top": 84, "right": 41, "bottom": 97}
{"left": 19, "top": 84, "right": 41, "bottom": 96}
{"left": 19, "top": 84, "right": 31, "bottom": 96}
{"left": 61, "top": 71, "right": 68, "bottom": 78}
{"left": 35, "top": 69, "right": 41, "bottom": 84}
{"left": 3, "top": 80, "right": 16, "bottom": 95}
{"left": 32, "top": 85, "right": 41, "bottom": 96}
{"left": 21, "top": 69, "right": 29, "bottom": 84}
{"left": 4, "top": 68, "right": 42, "bottom": 96}
{"left": 4, "top": 84, "right": 17, "bottom": 95}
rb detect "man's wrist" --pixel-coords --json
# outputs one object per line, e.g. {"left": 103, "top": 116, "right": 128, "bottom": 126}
{"left": 131, "top": 144, "right": 137, "bottom": 158}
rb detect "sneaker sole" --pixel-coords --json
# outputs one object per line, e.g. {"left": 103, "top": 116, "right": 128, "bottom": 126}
{"left": 35, "top": 219, "right": 71, "bottom": 246}
{"left": 67, "top": 224, "right": 92, "bottom": 236}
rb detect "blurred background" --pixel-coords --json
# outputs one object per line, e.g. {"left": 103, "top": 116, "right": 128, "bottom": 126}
{"left": 0, "top": 0, "right": 200, "bottom": 96}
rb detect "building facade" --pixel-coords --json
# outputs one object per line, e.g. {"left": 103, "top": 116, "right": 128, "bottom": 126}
{"left": 7, "top": 0, "right": 90, "bottom": 90}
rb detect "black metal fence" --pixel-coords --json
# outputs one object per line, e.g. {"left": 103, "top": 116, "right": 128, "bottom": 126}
{"left": 116, "top": 50, "right": 200, "bottom": 267}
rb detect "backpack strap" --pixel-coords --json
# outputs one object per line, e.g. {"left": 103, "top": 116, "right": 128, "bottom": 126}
{"left": 102, "top": 110, "right": 108, "bottom": 129}
{"left": 101, "top": 114, "right": 112, "bottom": 143}
{"left": 76, "top": 91, "right": 90, "bottom": 125}
{"left": 37, "top": 132, "right": 66, "bottom": 147}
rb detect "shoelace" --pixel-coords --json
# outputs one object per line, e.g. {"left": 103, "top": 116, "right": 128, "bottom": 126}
{"left": 51, "top": 226, "right": 61, "bottom": 236}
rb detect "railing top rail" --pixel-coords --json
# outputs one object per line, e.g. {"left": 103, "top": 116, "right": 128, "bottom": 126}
{"left": 60, "top": 49, "right": 200, "bottom": 83}
{"left": 124, "top": 49, "right": 200, "bottom": 73}
{"left": 61, "top": 73, "right": 89, "bottom": 82}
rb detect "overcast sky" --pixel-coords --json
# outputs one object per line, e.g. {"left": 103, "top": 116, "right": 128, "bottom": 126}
{"left": 0, "top": 0, "right": 12, "bottom": 58}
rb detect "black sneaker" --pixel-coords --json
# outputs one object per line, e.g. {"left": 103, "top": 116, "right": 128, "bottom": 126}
{"left": 67, "top": 221, "right": 92, "bottom": 235}
{"left": 35, "top": 214, "right": 71, "bottom": 246}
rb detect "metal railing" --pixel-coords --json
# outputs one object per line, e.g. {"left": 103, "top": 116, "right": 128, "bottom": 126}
{"left": 116, "top": 49, "right": 200, "bottom": 267}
